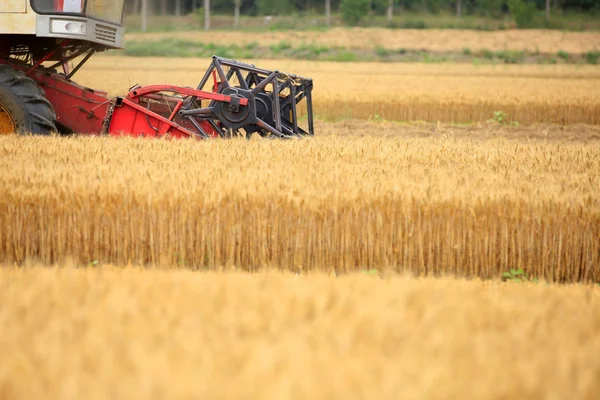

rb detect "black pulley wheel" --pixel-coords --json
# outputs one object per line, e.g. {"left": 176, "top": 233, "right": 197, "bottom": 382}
{"left": 213, "top": 87, "right": 257, "bottom": 131}
{"left": 0, "top": 65, "right": 57, "bottom": 135}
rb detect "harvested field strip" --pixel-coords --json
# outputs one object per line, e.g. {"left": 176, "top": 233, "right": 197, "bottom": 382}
{"left": 322, "top": 101, "right": 600, "bottom": 125}
{"left": 124, "top": 28, "right": 600, "bottom": 54}
{"left": 1, "top": 135, "right": 598, "bottom": 282}
{"left": 1, "top": 268, "right": 599, "bottom": 400}
{"left": 121, "top": 38, "right": 600, "bottom": 64}
{"left": 78, "top": 57, "right": 600, "bottom": 124}
{"left": 316, "top": 120, "right": 600, "bottom": 141}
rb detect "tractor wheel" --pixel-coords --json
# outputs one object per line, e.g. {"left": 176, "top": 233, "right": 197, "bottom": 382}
{"left": 0, "top": 65, "right": 57, "bottom": 135}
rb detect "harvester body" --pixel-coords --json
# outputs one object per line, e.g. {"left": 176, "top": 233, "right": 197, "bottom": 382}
{"left": 0, "top": 0, "right": 314, "bottom": 139}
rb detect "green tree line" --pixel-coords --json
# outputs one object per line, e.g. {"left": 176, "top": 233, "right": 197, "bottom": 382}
{"left": 130, "top": 0, "right": 600, "bottom": 15}
{"left": 129, "top": 0, "right": 599, "bottom": 31}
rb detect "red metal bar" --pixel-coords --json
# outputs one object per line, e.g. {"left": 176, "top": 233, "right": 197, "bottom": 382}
{"left": 168, "top": 100, "right": 183, "bottom": 121}
{"left": 126, "top": 85, "right": 248, "bottom": 106}
{"left": 212, "top": 70, "right": 219, "bottom": 92}
{"left": 108, "top": 98, "right": 217, "bottom": 139}
{"left": 114, "top": 98, "right": 195, "bottom": 137}
{"left": 26, "top": 40, "right": 70, "bottom": 76}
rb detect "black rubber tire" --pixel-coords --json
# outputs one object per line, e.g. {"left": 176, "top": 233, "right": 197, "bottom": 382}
{"left": 0, "top": 65, "right": 57, "bottom": 135}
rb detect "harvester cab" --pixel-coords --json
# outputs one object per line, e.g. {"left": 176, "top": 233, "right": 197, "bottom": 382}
{"left": 0, "top": 1, "right": 314, "bottom": 139}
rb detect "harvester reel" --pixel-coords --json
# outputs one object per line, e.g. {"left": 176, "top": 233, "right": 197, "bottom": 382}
{"left": 179, "top": 56, "right": 314, "bottom": 140}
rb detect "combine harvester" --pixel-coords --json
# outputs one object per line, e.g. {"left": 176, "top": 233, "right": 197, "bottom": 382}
{"left": 0, "top": 1, "right": 314, "bottom": 139}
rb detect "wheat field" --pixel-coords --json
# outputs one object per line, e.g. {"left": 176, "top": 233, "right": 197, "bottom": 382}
{"left": 78, "top": 56, "right": 600, "bottom": 124}
{"left": 0, "top": 267, "right": 599, "bottom": 400}
{"left": 1, "top": 130, "right": 598, "bottom": 282}
{"left": 125, "top": 28, "right": 600, "bottom": 54}
{"left": 3, "top": 48, "right": 600, "bottom": 398}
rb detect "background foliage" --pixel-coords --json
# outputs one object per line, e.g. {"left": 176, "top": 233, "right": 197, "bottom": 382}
{"left": 131, "top": 0, "right": 600, "bottom": 16}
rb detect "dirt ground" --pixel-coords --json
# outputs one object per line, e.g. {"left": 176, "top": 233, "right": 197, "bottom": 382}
{"left": 315, "top": 120, "right": 600, "bottom": 142}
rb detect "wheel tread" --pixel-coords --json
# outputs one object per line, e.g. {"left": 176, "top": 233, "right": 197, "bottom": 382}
{"left": 0, "top": 65, "right": 57, "bottom": 135}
